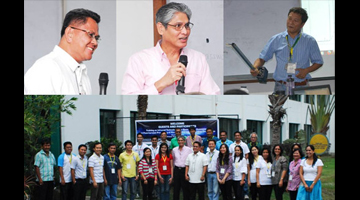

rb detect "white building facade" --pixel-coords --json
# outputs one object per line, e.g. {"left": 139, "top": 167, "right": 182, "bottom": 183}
{"left": 60, "top": 95, "right": 335, "bottom": 154}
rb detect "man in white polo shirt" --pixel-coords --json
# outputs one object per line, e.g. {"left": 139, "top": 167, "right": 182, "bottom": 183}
{"left": 24, "top": 8, "right": 101, "bottom": 95}
{"left": 71, "top": 144, "right": 88, "bottom": 200}
{"left": 58, "top": 141, "right": 76, "bottom": 200}
{"left": 88, "top": 142, "right": 105, "bottom": 200}
{"left": 205, "top": 139, "right": 219, "bottom": 200}
{"left": 185, "top": 141, "right": 208, "bottom": 200}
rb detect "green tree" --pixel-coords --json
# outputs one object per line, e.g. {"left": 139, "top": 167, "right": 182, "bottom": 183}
{"left": 24, "top": 95, "right": 77, "bottom": 176}
{"left": 308, "top": 95, "right": 335, "bottom": 135}
{"left": 85, "top": 137, "right": 124, "bottom": 158}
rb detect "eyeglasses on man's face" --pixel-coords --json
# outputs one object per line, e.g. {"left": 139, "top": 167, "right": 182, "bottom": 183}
{"left": 70, "top": 26, "right": 101, "bottom": 42}
{"left": 166, "top": 22, "right": 194, "bottom": 31}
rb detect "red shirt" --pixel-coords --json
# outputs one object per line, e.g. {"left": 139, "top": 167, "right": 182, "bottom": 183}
{"left": 155, "top": 153, "right": 173, "bottom": 175}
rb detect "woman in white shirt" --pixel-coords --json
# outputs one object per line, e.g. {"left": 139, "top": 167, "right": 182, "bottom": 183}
{"left": 232, "top": 145, "right": 247, "bottom": 200}
{"left": 256, "top": 146, "right": 273, "bottom": 200}
{"left": 297, "top": 145, "right": 323, "bottom": 200}
{"left": 247, "top": 145, "right": 262, "bottom": 200}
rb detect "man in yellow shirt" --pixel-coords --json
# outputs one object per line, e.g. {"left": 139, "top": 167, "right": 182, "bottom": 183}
{"left": 119, "top": 140, "right": 140, "bottom": 200}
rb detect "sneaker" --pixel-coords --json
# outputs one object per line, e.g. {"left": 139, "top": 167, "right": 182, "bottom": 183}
{"left": 244, "top": 194, "right": 249, "bottom": 200}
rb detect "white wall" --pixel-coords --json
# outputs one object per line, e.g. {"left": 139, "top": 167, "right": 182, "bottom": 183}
{"left": 115, "top": 1, "right": 154, "bottom": 95}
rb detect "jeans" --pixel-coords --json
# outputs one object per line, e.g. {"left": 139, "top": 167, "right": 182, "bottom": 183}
{"left": 206, "top": 173, "right": 219, "bottom": 200}
{"left": 159, "top": 174, "right": 171, "bottom": 200}
{"left": 122, "top": 177, "right": 137, "bottom": 200}
{"left": 104, "top": 184, "right": 118, "bottom": 200}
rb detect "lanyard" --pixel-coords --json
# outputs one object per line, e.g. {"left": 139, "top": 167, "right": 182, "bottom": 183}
{"left": 209, "top": 152, "right": 215, "bottom": 162}
{"left": 93, "top": 153, "right": 102, "bottom": 165}
{"left": 78, "top": 155, "right": 86, "bottom": 169}
{"left": 108, "top": 153, "right": 115, "bottom": 167}
{"left": 190, "top": 135, "right": 197, "bottom": 145}
{"left": 66, "top": 154, "right": 72, "bottom": 164}
{"left": 162, "top": 155, "right": 167, "bottom": 163}
{"left": 286, "top": 33, "right": 301, "bottom": 62}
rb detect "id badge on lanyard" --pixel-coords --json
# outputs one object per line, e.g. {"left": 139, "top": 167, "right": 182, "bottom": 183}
{"left": 285, "top": 33, "right": 301, "bottom": 74}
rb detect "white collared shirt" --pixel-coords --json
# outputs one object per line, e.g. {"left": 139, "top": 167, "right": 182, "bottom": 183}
{"left": 132, "top": 143, "right": 149, "bottom": 159}
{"left": 71, "top": 155, "right": 88, "bottom": 179}
{"left": 24, "top": 45, "right": 92, "bottom": 95}
{"left": 185, "top": 152, "right": 208, "bottom": 183}
{"left": 206, "top": 149, "right": 219, "bottom": 172}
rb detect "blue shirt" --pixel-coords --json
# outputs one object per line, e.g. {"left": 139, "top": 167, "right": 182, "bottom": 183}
{"left": 34, "top": 149, "right": 56, "bottom": 181}
{"left": 202, "top": 136, "right": 219, "bottom": 153}
{"left": 215, "top": 139, "right": 233, "bottom": 151}
{"left": 58, "top": 152, "right": 77, "bottom": 183}
{"left": 259, "top": 30, "right": 323, "bottom": 82}
{"left": 104, "top": 153, "right": 122, "bottom": 185}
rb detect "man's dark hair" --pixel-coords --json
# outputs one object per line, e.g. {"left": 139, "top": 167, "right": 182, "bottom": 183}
{"left": 189, "top": 126, "right": 196, "bottom": 131}
{"left": 288, "top": 7, "right": 308, "bottom": 23}
{"left": 63, "top": 141, "right": 72, "bottom": 149}
{"left": 61, "top": 8, "right": 101, "bottom": 37}
{"left": 78, "top": 144, "right": 87, "bottom": 150}
{"left": 41, "top": 138, "right": 51, "bottom": 146}
{"left": 124, "top": 140, "right": 133, "bottom": 146}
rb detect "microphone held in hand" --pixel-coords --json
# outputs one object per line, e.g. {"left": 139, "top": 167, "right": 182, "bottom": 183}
{"left": 176, "top": 55, "right": 188, "bottom": 94}
{"left": 99, "top": 72, "right": 109, "bottom": 95}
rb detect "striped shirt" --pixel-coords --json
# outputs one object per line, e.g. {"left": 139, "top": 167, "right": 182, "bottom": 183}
{"left": 34, "top": 149, "right": 56, "bottom": 181}
{"left": 88, "top": 153, "right": 104, "bottom": 183}
{"left": 138, "top": 158, "right": 157, "bottom": 180}
{"left": 260, "top": 30, "right": 323, "bottom": 82}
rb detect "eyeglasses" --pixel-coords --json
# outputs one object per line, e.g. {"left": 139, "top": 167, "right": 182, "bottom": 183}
{"left": 166, "top": 22, "right": 194, "bottom": 31}
{"left": 70, "top": 26, "right": 101, "bottom": 42}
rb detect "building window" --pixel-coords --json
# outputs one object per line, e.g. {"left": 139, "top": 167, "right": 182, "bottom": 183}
{"left": 180, "top": 114, "right": 211, "bottom": 119}
{"left": 130, "top": 111, "right": 171, "bottom": 142}
{"left": 219, "top": 118, "right": 239, "bottom": 141}
{"left": 289, "top": 123, "right": 299, "bottom": 139}
{"left": 100, "top": 110, "right": 117, "bottom": 139}
{"left": 289, "top": 95, "right": 301, "bottom": 101}
{"left": 304, "top": 124, "right": 312, "bottom": 144}
{"left": 247, "top": 120, "right": 263, "bottom": 144}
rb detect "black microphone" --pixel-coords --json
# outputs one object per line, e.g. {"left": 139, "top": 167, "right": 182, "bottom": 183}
{"left": 99, "top": 72, "right": 109, "bottom": 95}
{"left": 176, "top": 55, "right": 188, "bottom": 94}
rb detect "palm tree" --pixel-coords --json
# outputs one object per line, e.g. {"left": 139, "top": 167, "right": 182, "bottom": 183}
{"left": 137, "top": 95, "right": 148, "bottom": 120}
{"left": 268, "top": 94, "right": 288, "bottom": 145}
{"left": 308, "top": 95, "right": 335, "bottom": 135}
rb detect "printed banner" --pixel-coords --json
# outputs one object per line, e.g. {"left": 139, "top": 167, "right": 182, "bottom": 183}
{"left": 135, "top": 119, "right": 219, "bottom": 144}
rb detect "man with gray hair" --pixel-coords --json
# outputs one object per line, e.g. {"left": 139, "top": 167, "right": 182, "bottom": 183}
{"left": 171, "top": 135, "right": 192, "bottom": 200}
{"left": 247, "top": 132, "right": 263, "bottom": 152}
{"left": 122, "top": 2, "right": 220, "bottom": 95}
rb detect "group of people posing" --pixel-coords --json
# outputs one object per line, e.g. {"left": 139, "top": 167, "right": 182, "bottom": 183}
{"left": 34, "top": 127, "right": 323, "bottom": 200}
